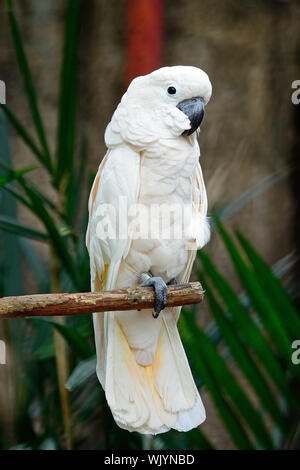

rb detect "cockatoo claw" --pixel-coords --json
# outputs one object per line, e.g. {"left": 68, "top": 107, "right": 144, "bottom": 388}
{"left": 167, "top": 278, "right": 179, "bottom": 286}
{"left": 141, "top": 276, "right": 168, "bottom": 318}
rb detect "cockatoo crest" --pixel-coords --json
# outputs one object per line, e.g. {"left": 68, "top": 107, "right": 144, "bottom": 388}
{"left": 105, "top": 66, "right": 212, "bottom": 148}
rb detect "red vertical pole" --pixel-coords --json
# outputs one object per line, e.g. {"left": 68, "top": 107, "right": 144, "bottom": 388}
{"left": 125, "top": 0, "right": 163, "bottom": 88}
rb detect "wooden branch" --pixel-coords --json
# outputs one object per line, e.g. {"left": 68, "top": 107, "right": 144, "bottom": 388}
{"left": 0, "top": 282, "right": 204, "bottom": 319}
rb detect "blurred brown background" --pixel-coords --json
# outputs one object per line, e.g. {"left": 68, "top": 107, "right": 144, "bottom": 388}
{"left": 0, "top": 0, "right": 299, "bottom": 449}
{"left": 1, "top": 0, "right": 299, "bottom": 269}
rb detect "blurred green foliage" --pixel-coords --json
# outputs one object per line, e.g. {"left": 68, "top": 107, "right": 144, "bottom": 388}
{"left": 0, "top": 0, "right": 299, "bottom": 450}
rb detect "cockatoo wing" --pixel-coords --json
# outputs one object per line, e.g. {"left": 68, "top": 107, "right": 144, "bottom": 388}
{"left": 87, "top": 150, "right": 208, "bottom": 433}
{"left": 86, "top": 146, "right": 140, "bottom": 387}
{"left": 87, "top": 146, "right": 140, "bottom": 290}
{"left": 150, "top": 160, "right": 208, "bottom": 432}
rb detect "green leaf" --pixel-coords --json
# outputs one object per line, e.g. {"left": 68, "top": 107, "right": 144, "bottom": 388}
{"left": 55, "top": 0, "right": 81, "bottom": 187}
{"left": 183, "top": 428, "right": 215, "bottom": 450}
{"left": 179, "top": 314, "right": 254, "bottom": 450}
{"left": 51, "top": 320, "right": 93, "bottom": 360}
{"left": 203, "top": 250, "right": 299, "bottom": 358}
{"left": 214, "top": 217, "right": 298, "bottom": 377}
{"left": 236, "top": 231, "right": 300, "bottom": 341}
{"left": 0, "top": 153, "right": 57, "bottom": 216}
{"left": 0, "top": 105, "right": 47, "bottom": 169}
{"left": 66, "top": 356, "right": 97, "bottom": 391}
{"left": 32, "top": 336, "right": 55, "bottom": 360}
{"left": 16, "top": 177, "right": 57, "bottom": 213}
{"left": 182, "top": 311, "right": 274, "bottom": 449}
{"left": 215, "top": 166, "right": 290, "bottom": 223}
{"left": 7, "top": 176, "right": 80, "bottom": 288}
{"left": 0, "top": 164, "right": 38, "bottom": 187}
{"left": 154, "top": 428, "right": 215, "bottom": 450}
{"left": 19, "top": 238, "right": 50, "bottom": 292}
{"left": 0, "top": 109, "right": 23, "bottom": 296}
{"left": 5, "top": 0, "right": 52, "bottom": 173}
{"left": 39, "top": 438, "right": 57, "bottom": 450}
{"left": 0, "top": 172, "right": 13, "bottom": 187}
{"left": 67, "top": 135, "right": 87, "bottom": 225}
{"left": 197, "top": 249, "right": 297, "bottom": 408}
{"left": 199, "top": 271, "right": 288, "bottom": 434}
{"left": 0, "top": 214, "right": 48, "bottom": 242}
{"left": 1, "top": 182, "right": 33, "bottom": 210}
{"left": 18, "top": 180, "right": 80, "bottom": 289}
{"left": 31, "top": 318, "right": 93, "bottom": 360}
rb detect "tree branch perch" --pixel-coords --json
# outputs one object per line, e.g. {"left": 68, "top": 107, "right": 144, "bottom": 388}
{"left": 0, "top": 282, "right": 204, "bottom": 319}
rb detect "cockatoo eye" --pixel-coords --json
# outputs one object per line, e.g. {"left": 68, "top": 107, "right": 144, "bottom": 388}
{"left": 167, "top": 86, "right": 177, "bottom": 95}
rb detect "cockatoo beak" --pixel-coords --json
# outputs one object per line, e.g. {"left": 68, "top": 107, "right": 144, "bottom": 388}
{"left": 176, "top": 97, "right": 204, "bottom": 135}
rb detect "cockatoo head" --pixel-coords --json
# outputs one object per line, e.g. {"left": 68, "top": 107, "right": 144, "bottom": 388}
{"left": 105, "top": 65, "right": 212, "bottom": 147}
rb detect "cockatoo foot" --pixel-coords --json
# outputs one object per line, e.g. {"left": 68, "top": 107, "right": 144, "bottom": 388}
{"left": 140, "top": 275, "right": 168, "bottom": 318}
{"left": 167, "top": 278, "right": 178, "bottom": 286}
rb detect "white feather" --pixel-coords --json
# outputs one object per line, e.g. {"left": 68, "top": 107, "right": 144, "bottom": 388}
{"left": 87, "top": 65, "right": 212, "bottom": 434}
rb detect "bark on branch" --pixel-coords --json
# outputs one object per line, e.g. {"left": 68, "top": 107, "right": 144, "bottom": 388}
{"left": 0, "top": 282, "right": 204, "bottom": 319}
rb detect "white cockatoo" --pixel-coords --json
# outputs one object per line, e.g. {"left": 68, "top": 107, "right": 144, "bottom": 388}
{"left": 86, "top": 65, "right": 212, "bottom": 434}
